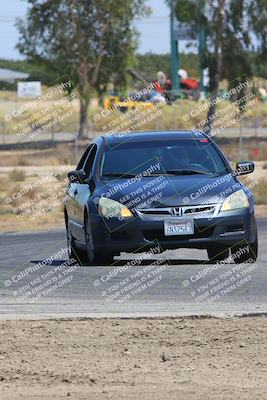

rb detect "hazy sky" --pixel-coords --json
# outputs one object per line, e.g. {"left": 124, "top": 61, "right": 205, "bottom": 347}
{"left": 0, "top": 0, "right": 172, "bottom": 60}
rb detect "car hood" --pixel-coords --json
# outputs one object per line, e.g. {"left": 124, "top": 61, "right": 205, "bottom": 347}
{"left": 97, "top": 173, "right": 242, "bottom": 208}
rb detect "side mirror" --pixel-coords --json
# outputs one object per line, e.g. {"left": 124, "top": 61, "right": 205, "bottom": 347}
{"left": 235, "top": 161, "right": 255, "bottom": 176}
{"left": 68, "top": 170, "right": 87, "bottom": 183}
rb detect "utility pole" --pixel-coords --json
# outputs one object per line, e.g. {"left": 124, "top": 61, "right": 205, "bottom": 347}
{"left": 199, "top": 27, "right": 206, "bottom": 99}
{"left": 198, "top": 0, "right": 206, "bottom": 100}
{"left": 170, "top": 0, "right": 179, "bottom": 93}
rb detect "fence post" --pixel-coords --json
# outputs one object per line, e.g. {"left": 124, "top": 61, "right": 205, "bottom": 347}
{"left": 1, "top": 122, "right": 5, "bottom": 144}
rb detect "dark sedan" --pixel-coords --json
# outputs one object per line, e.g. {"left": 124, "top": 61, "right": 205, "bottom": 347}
{"left": 64, "top": 130, "right": 258, "bottom": 265}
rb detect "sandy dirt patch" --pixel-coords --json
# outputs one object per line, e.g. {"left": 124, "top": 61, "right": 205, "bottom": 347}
{"left": 0, "top": 317, "right": 266, "bottom": 400}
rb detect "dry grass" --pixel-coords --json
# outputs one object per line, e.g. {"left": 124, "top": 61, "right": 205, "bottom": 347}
{"left": 0, "top": 90, "right": 18, "bottom": 101}
{"left": 0, "top": 164, "right": 68, "bottom": 231}
{"left": 259, "top": 144, "right": 267, "bottom": 160}
{"left": 8, "top": 169, "right": 26, "bottom": 182}
{"left": 0, "top": 88, "right": 267, "bottom": 136}
{"left": 253, "top": 178, "right": 267, "bottom": 205}
{"left": 0, "top": 144, "right": 86, "bottom": 167}
{"left": 0, "top": 90, "right": 80, "bottom": 136}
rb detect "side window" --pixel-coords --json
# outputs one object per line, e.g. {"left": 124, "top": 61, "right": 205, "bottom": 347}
{"left": 76, "top": 144, "right": 93, "bottom": 170}
{"left": 84, "top": 145, "right": 97, "bottom": 177}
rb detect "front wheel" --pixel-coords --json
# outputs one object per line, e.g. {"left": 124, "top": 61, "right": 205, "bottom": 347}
{"left": 231, "top": 235, "right": 258, "bottom": 263}
{"left": 85, "top": 218, "right": 114, "bottom": 266}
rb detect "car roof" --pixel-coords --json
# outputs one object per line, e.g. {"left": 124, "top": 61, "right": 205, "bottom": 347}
{"left": 100, "top": 130, "right": 208, "bottom": 145}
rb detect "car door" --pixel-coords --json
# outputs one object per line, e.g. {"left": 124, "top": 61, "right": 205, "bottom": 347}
{"left": 69, "top": 144, "right": 97, "bottom": 242}
{"left": 67, "top": 144, "right": 94, "bottom": 240}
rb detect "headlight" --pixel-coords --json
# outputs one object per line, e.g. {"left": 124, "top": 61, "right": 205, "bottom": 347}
{"left": 98, "top": 197, "right": 133, "bottom": 219}
{"left": 220, "top": 189, "right": 249, "bottom": 211}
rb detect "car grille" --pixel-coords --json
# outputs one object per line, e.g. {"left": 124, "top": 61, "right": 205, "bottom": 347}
{"left": 136, "top": 204, "right": 217, "bottom": 218}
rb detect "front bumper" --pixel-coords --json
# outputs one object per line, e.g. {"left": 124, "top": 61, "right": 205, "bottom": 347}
{"left": 91, "top": 207, "right": 257, "bottom": 253}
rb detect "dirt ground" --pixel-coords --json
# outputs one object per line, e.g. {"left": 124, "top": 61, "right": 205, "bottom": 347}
{"left": 0, "top": 317, "right": 266, "bottom": 400}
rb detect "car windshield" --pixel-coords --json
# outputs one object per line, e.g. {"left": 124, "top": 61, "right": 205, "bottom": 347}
{"left": 100, "top": 139, "right": 230, "bottom": 178}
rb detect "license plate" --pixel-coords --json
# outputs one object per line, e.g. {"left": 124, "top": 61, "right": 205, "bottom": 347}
{"left": 164, "top": 220, "right": 194, "bottom": 236}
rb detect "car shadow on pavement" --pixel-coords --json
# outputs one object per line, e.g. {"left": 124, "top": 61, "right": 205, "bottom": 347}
{"left": 116, "top": 258, "right": 208, "bottom": 265}
{"left": 30, "top": 259, "right": 69, "bottom": 266}
{"left": 30, "top": 258, "right": 216, "bottom": 267}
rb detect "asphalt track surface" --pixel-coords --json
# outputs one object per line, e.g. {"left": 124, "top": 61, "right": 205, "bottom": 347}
{"left": 0, "top": 218, "right": 266, "bottom": 319}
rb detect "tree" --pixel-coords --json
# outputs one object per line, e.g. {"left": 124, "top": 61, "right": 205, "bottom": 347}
{"left": 17, "top": 0, "right": 149, "bottom": 139}
{"left": 248, "top": 0, "right": 267, "bottom": 78}
{"left": 171, "top": 0, "right": 267, "bottom": 133}
{"left": 135, "top": 53, "right": 199, "bottom": 81}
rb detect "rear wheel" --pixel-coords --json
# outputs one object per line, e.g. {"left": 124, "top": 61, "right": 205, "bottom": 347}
{"left": 231, "top": 234, "right": 258, "bottom": 263}
{"left": 207, "top": 245, "right": 230, "bottom": 262}
{"left": 85, "top": 217, "right": 114, "bottom": 266}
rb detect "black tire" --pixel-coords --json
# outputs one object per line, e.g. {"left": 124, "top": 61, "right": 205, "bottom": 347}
{"left": 231, "top": 235, "right": 258, "bottom": 263}
{"left": 207, "top": 245, "right": 230, "bottom": 262}
{"left": 84, "top": 217, "right": 114, "bottom": 266}
{"left": 66, "top": 219, "right": 83, "bottom": 264}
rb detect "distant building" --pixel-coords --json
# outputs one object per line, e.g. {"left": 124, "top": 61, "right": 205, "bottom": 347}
{"left": 0, "top": 68, "right": 29, "bottom": 83}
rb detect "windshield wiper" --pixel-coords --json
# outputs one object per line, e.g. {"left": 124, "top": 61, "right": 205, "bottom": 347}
{"left": 165, "top": 169, "right": 210, "bottom": 175}
{"left": 102, "top": 169, "right": 210, "bottom": 179}
{"left": 101, "top": 173, "right": 137, "bottom": 179}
